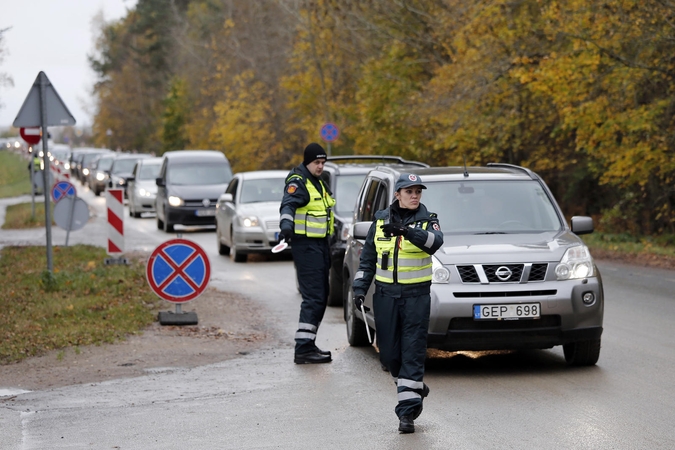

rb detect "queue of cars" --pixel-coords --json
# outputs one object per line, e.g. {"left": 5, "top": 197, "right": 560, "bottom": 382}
{"left": 64, "top": 145, "right": 604, "bottom": 366}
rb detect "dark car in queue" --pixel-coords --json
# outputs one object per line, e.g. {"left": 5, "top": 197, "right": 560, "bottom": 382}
{"left": 155, "top": 150, "right": 233, "bottom": 233}
{"left": 216, "top": 170, "right": 288, "bottom": 262}
{"left": 320, "top": 155, "right": 429, "bottom": 306}
{"left": 108, "top": 154, "right": 153, "bottom": 197}
{"left": 78, "top": 149, "right": 113, "bottom": 184}
{"left": 88, "top": 153, "right": 117, "bottom": 196}
{"left": 126, "top": 157, "right": 163, "bottom": 217}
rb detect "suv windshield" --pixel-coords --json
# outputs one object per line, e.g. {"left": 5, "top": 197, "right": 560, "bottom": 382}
{"left": 169, "top": 163, "right": 233, "bottom": 185}
{"left": 422, "top": 180, "right": 562, "bottom": 234}
{"left": 240, "top": 178, "right": 285, "bottom": 204}
{"left": 138, "top": 163, "right": 161, "bottom": 180}
{"left": 96, "top": 157, "right": 115, "bottom": 171}
{"left": 334, "top": 174, "right": 366, "bottom": 216}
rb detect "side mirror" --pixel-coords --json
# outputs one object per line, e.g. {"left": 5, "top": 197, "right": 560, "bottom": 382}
{"left": 156, "top": 177, "right": 165, "bottom": 187}
{"left": 219, "top": 193, "right": 233, "bottom": 203}
{"left": 353, "top": 221, "right": 371, "bottom": 240}
{"left": 571, "top": 216, "right": 594, "bottom": 235}
{"left": 126, "top": 176, "right": 135, "bottom": 183}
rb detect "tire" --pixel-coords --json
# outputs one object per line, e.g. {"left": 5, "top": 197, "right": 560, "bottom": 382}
{"left": 216, "top": 228, "right": 230, "bottom": 256}
{"left": 157, "top": 216, "right": 164, "bottom": 230}
{"left": 231, "top": 244, "right": 247, "bottom": 263}
{"left": 343, "top": 276, "right": 371, "bottom": 347}
{"left": 563, "top": 338, "right": 601, "bottom": 366}
{"left": 327, "top": 265, "right": 343, "bottom": 307}
{"left": 163, "top": 218, "right": 174, "bottom": 233}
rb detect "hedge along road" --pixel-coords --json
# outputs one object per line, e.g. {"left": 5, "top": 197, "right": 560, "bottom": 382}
{"left": 1, "top": 183, "right": 675, "bottom": 449}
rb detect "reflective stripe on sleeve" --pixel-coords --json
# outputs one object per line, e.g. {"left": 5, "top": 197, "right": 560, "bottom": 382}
{"left": 424, "top": 231, "right": 435, "bottom": 249}
{"left": 354, "top": 271, "right": 364, "bottom": 280}
{"left": 298, "top": 322, "right": 317, "bottom": 332}
{"left": 295, "top": 331, "right": 317, "bottom": 340}
{"left": 280, "top": 214, "right": 294, "bottom": 222}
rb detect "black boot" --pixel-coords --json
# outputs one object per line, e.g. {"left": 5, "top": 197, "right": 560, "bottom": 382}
{"left": 399, "top": 415, "right": 415, "bottom": 433}
{"left": 294, "top": 351, "right": 332, "bottom": 364}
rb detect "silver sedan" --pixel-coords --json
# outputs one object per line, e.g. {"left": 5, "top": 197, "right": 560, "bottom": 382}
{"left": 216, "top": 170, "right": 288, "bottom": 262}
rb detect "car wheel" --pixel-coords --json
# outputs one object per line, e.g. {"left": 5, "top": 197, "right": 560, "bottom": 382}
{"left": 163, "top": 218, "right": 174, "bottom": 233}
{"left": 94, "top": 188, "right": 100, "bottom": 197}
{"left": 231, "top": 244, "right": 247, "bottom": 263}
{"left": 157, "top": 216, "right": 164, "bottom": 230}
{"left": 563, "top": 338, "right": 601, "bottom": 366}
{"left": 327, "top": 265, "right": 343, "bottom": 307}
{"left": 343, "top": 274, "right": 371, "bottom": 347}
{"left": 216, "top": 227, "right": 230, "bottom": 256}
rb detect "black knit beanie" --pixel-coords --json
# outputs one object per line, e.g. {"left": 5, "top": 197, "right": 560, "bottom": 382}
{"left": 303, "top": 143, "right": 327, "bottom": 166}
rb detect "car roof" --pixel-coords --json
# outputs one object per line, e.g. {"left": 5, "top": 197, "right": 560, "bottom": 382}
{"left": 136, "top": 157, "right": 163, "bottom": 165}
{"left": 324, "top": 155, "right": 428, "bottom": 176}
{"left": 236, "top": 170, "right": 288, "bottom": 180}
{"left": 369, "top": 164, "right": 538, "bottom": 182}
{"left": 162, "top": 150, "right": 229, "bottom": 162}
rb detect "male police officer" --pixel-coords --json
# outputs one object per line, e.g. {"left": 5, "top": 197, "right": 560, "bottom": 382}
{"left": 279, "top": 143, "right": 336, "bottom": 364}
{"left": 353, "top": 173, "right": 443, "bottom": 433}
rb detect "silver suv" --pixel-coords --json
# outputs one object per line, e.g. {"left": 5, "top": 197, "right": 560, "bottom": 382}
{"left": 342, "top": 164, "right": 604, "bottom": 366}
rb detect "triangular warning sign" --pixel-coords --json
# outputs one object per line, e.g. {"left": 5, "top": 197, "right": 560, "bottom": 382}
{"left": 13, "top": 71, "right": 76, "bottom": 127}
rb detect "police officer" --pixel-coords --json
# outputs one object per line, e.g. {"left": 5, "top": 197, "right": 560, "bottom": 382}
{"left": 352, "top": 173, "right": 443, "bottom": 433}
{"left": 279, "top": 143, "right": 336, "bottom": 364}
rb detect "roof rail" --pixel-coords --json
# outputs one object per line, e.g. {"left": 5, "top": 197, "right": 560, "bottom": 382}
{"left": 327, "top": 155, "right": 429, "bottom": 168}
{"left": 486, "top": 162, "right": 536, "bottom": 179}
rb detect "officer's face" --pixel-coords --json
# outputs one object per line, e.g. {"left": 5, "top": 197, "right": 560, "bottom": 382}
{"left": 395, "top": 186, "right": 423, "bottom": 209}
{"left": 307, "top": 159, "right": 326, "bottom": 177}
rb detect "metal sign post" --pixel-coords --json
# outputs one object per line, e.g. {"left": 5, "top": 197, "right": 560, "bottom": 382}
{"left": 13, "top": 71, "right": 76, "bottom": 274}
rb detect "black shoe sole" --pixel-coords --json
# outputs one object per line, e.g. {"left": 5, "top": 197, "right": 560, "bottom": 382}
{"left": 294, "top": 356, "right": 332, "bottom": 364}
{"left": 399, "top": 425, "right": 415, "bottom": 433}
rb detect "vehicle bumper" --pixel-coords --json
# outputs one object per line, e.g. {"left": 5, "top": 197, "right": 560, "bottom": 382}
{"left": 427, "top": 277, "right": 604, "bottom": 351}
{"left": 233, "top": 227, "right": 282, "bottom": 253}
{"left": 166, "top": 206, "right": 217, "bottom": 226}
{"left": 132, "top": 194, "right": 156, "bottom": 212}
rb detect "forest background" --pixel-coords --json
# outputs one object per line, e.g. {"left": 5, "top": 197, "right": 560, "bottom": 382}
{"left": 58, "top": 1, "right": 675, "bottom": 238}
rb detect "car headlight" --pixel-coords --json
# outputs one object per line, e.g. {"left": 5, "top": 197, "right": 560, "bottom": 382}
{"left": 168, "top": 196, "right": 183, "bottom": 207}
{"left": 555, "top": 245, "right": 594, "bottom": 280}
{"left": 64, "top": 163, "right": 70, "bottom": 170}
{"left": 139, "top": 188, "right": 152, "bottom": 197}
{"left": 239, "top": 215, "right": 259, "bottom": 227}
{"left": 340, "top": 223, "right": 350, "bottom": 241}
{"left": 82, "top": 168, "right": 89, "bottom": 176}
{"left": 96, "top": 172, "right": 106, "bottom": 181}
{"left": 117, "top": 178, "right": 125, "bottom": 185}
{"left": 432, "top": 256, "right": 450, "bottom": 284}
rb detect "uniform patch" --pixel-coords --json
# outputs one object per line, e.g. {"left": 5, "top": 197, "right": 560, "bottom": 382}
{"left": 432, "top": 223, "right": 440, "bottom": 231}
{"left": 286, "top": 183, "right": 298, "bottom": 194}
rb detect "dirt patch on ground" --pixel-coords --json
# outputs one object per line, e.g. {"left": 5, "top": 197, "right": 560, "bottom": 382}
{"left": 0, "top": 288, "right": 274, "bottom": 391}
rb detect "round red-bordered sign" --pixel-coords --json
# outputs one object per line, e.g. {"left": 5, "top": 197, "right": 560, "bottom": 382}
{"left": 146, "top": 239, "right": 211, "bottom": 303}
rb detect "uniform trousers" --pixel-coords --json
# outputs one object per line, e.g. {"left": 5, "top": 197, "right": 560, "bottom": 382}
{"left": 373, "top": 282, "right": 431, "bottom": 419}
{"left": 292, "top": 237, "right": 331, "bottom": 355}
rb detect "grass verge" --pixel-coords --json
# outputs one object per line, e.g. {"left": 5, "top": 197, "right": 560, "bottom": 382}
{"left": 583, "top": 232, "right": 675, "bottom": 269}
{"left": 0, "top": 150, "right": 32, "bottom": 198}
{"left": 0, "top": 245, "right": 162, "bottom": 365}
{"left": 2, "top": 201, "right": 56, "bottom": 229}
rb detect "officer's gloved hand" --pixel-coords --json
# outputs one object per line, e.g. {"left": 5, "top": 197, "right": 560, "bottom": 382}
{"left": 278, "top": 229, "right": 292, "bottom": 243}
{"left": 380, "top": 223, "right": 408, "bottom": 237}
{"left": 354, "top": 294, "right": 369, "bottom": 312}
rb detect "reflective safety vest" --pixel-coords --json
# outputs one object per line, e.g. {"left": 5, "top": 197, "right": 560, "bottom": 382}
{"left": 374, "top": 219, "right": 432, "bottom": 284}
{"left": 291, "top": 175, "right": 335, "bottom": 238}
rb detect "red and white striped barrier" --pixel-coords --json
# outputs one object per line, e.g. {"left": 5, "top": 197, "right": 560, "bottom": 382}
{"left": 106, "top": 189, "right": 125, "bottom": 255}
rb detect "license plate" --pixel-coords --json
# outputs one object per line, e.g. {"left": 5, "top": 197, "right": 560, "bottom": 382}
{"left": 195, "top": 209, "right": 216, "bottom": 217}
{"left": 473, "top": 303, "right": 540, "bottom": 320}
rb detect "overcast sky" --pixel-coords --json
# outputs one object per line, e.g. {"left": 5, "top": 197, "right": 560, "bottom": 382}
{"left": 0, "top": 0, "right": 137, "bottom": 131}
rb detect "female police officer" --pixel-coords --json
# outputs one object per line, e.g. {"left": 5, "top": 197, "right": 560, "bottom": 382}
{"left": 352, "top": 173, "right": 443, "bottom": 433}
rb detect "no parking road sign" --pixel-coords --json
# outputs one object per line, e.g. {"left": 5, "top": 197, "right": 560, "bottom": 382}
{"left": 146, "top": 239, "right": 211, "bottom": 303}
{"left": 320, "top": 122, "right": 339, "bottom": 143}
{"left": 51, "top": 181, "right": 76, "bottom": 203}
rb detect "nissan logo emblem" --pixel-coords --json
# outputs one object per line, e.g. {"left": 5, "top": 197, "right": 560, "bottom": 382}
{"left": 202, "top": 199, "right": 211, "bottom": 207}
{"left": 495, "top": 266, "right": 513, "bottom": 281}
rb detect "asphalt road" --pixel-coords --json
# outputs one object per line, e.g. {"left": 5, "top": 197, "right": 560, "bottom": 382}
{"left": 1, "top": 184, "right": 674, "bottom": 449}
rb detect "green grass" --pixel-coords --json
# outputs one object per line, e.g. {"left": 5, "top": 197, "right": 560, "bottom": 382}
{"left": 0, "top": 245, "right": 163, "bottom": 365}
{"left": 0, "top": 150, "right": 33, "bottom": 198}
{"left": 582, "top": 232, "right": 675, "bottom": 265}
{"left": 2, "top": 201, "right": 55, "bottom": 229}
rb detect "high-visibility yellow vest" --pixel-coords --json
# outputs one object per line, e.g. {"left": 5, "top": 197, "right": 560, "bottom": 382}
{"left": 374, "top": 219, "right": 432, "bottom": 284}
{"left": 291, "top": 175, "right": 335, "bottom": 238}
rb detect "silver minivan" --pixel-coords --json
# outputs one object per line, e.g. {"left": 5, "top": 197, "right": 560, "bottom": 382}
{"left": 342, "top": 164, "right": 603, "bottom": 366}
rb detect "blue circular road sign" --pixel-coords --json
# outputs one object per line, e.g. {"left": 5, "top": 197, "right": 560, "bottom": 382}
{"left": 146, "top": 239, "right": 211, "bottom": 303}
{"left": 51, "top": 181, "right": 76, "bottom": 202}
{"left": 320, "top": 122, "right": 340, "bottom": 143}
